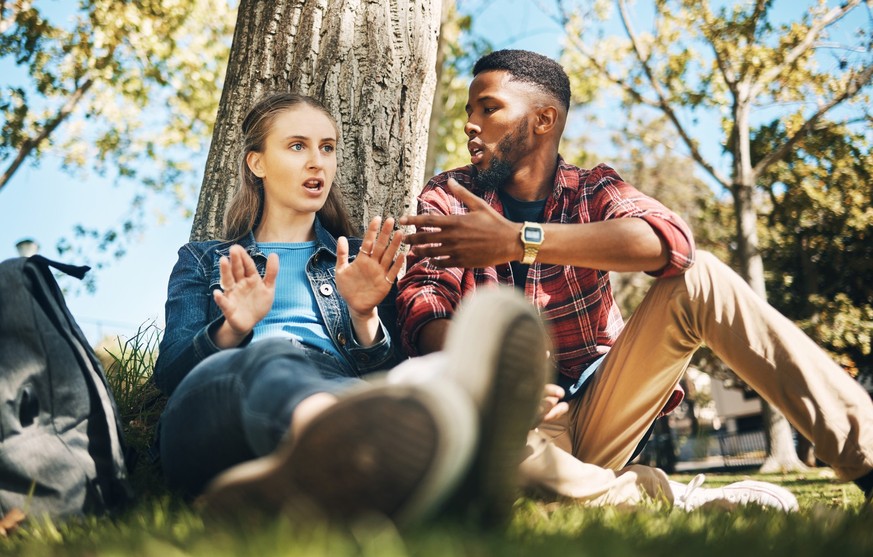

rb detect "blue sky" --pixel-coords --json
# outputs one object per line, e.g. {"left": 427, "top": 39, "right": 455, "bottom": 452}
{"left": 0, "top": 0, "right": 867, "bottom": 344}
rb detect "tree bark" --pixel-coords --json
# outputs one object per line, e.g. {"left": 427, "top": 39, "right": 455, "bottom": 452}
{"left": 759, "top": 399, "right": 809, "bottom": 474}
{"left": 190, "top": 0, "right": 442, "bottom": 241}
{"left": 423, "top": 0, "right": 453, "bottom": 181}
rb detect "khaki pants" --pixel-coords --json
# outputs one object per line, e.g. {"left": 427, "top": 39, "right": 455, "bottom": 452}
{"left": 521, "top": 251, "right": 873, "bottom": 505}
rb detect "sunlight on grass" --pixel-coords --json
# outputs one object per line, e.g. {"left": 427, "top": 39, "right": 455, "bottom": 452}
{"left": 2, "top": 472, "right": 870, "bottom": 556}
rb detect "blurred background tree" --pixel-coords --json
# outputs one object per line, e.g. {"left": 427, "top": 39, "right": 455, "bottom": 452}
{"left": 550, "top": 0, "right": 872, "bottom": 472}
{"left": 0, "top": 0, "right": 233, "bottom": 277}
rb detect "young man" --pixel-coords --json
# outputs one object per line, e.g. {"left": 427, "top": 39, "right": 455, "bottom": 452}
{"left": 397, "top": 49, "right": 873, "bottom": 506}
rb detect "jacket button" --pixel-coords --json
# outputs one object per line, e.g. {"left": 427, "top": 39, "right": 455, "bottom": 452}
{"left": 357, "top": 353, "right": 370, "bottom": 363}
{"left": 337, "top": 332, "right": 347, "bottom": 346}
{"left": 319, "top": 283, "right": 333, "bottom": 296}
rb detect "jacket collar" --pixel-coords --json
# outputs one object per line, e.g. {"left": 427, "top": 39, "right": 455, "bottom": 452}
{"left": 312, "top": 216, "right": 339, "bottom": 256}
{"left": 234, "top": 216, "right": 339, "bottom": 258}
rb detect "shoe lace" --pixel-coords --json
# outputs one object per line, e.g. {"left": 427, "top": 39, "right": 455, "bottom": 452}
{"left": 676, "top": 473, "right": 707, "bottom": 509}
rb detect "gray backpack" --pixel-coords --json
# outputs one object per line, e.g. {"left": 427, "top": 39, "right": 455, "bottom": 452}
{"left": 0, "top": 256, "right": 132, "bottom": 520}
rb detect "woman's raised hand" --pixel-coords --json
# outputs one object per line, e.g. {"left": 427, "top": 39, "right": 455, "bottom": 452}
{"left": 335, "top": 217, "right": 404, "bottom": 345}
{"left": 212, "top": 244, "right": 279, "bottom": 347}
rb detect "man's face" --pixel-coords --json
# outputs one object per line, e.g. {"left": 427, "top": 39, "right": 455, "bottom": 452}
{"left": 464, "top": 71, "right": 536, "bottom": 190}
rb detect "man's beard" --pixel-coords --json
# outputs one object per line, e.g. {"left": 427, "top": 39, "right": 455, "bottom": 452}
{"left": 473, "top": 119, "right": 529, "bottom": 191}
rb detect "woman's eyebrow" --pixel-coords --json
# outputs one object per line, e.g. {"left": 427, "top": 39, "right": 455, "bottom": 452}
{"left": 282, "top": 135, "right": 336, "bottom": 142}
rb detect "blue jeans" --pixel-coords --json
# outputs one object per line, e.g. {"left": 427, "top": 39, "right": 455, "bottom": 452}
{"left": 159, "top": 338, "right": 363, "bottom": 495}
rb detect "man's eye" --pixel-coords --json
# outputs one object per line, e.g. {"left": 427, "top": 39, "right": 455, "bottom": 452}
{"left": 483, "top": 107, "right": 497, "bottom": 114}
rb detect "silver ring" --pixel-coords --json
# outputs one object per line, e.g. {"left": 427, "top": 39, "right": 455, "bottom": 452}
{"left": 361, "top": 250, "right": 373, "bottom": 256}
{"left": 383, "top": 276, "right": 393, "bottom": 284}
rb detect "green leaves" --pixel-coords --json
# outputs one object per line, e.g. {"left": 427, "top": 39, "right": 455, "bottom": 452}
{"left": 756, "top": 121, "right": 873, "bottom": 375}
{"left": 0, "top": 0, "right": 235, "bottom": 270}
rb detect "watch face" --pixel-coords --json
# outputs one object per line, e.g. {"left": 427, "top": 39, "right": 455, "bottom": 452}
{"left": 523, "top": 227, "right": 543, "bottom": 243}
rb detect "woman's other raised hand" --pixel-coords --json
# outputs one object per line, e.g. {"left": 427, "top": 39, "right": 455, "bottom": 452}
{"left": 336, "top": 216, "right": 405, "bottom": 346}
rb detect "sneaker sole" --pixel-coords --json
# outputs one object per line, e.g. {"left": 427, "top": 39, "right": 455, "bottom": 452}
{"left": 443, "top": 288, "right": 551, "bottom": 523}
{"left": 198, "top": 382, "right": 477, "bottom": 524}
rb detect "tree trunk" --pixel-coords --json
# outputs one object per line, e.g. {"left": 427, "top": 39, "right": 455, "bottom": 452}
{"left": 190, "top": 0, "right": 442, "bottom": 241}
{"left": 729, "top": 91, "right": 766, "bottom": 298}
{"left": 759, "top": 399, "right": 809, "bottom": 474}
{"left": 730, "top": 181, "right": 766, "bottom": 297}
{"left": 423, "top": 0, "right": 453, "bottom": 181}
{"left": 732, "top": 88, "right": 808, "bottom": 473}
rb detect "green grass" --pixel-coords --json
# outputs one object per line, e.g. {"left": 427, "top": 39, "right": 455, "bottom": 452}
{"left": 1, "top": 473, "right": 870, "bottom": 557}
{"left": 2, "top": 328, "right": 869, "bottom": 556}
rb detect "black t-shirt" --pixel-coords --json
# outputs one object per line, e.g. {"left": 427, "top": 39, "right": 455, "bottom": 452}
{"left": 497, "top": 189, "right": 547, "bottom": 289}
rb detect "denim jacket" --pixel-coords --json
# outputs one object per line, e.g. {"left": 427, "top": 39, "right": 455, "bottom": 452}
{"left": 153, "top": 218, "right": 400, "bottom": 396}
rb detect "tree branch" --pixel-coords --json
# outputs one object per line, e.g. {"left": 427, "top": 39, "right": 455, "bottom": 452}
{"left": 0, "top": 77, "right": 93, "bottom": 193}
{"left": 750, "top": 0, "right": 768, "bottom": 24}
{"left": 699, "top": 3, "right": 738, "bottom": 94}
{"left": 560, "top": 33, "right": 660, "bottom": 106}
{"left": 617, "top": 0, "right": 730, "bottom": 188}
{"left": 753, "top": 62, "right": 873, "bottom": 175}
{"left": 551, "top": 1, "right": 665, "bottom": 111}
{"left": 749, "top": 0, "right": 862, "bottom": 98}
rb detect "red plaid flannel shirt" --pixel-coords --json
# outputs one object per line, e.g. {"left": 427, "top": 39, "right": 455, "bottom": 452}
{"left": 397, "top": 158, "right": 696, "bottom": 387}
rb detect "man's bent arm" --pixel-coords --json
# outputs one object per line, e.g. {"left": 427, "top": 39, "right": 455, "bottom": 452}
{"left": 535, "top": 218, "right": 669, "bottom": 272}
{"left": 403, "top": 179, "right": 680, "bottom": 274}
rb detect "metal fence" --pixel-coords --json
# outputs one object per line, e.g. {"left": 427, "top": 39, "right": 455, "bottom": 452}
{"left": 716, "top": 429, "right": 768, "bottom": 468}
{"left": 638, "top": 428, "right": 770, "bottom": 472}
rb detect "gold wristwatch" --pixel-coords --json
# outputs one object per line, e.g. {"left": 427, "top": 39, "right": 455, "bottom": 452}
{"left": 520, "top": 221, "right": 544, "bottom": 264}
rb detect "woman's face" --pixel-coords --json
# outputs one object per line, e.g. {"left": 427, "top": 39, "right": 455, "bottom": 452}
{"left": 247, "top": 105, "right": 338, "bottom": 219}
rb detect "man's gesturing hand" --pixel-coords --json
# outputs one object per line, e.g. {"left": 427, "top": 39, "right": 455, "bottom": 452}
{"left": 400, "top": 178, "right": 522, "bottom": 268}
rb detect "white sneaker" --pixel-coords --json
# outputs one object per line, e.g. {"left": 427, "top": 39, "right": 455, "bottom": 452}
{"left": 388, "top": 287, "right": 551, "bottom": 523}
{"left": 671, "top": 474, "right": 799, "bottom": 512}
{"left": 440, "top": 287, "right": 551, "bottom": 523}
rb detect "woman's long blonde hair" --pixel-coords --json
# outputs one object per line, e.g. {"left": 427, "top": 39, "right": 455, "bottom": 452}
{"left": 222, "top": 92, "right": 355, "bottom": 241}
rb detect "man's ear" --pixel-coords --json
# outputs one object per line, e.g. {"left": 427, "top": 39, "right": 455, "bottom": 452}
{"left": 246, "top": 151, "right": 265, "bottom": 177}
{"left": 533, "top": 106, "right": 559, "bottom": 135}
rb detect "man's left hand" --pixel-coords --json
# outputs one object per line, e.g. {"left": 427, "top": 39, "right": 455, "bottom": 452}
{"left": 537, "top": 383, "right": 569, "bottom": 425}
{"left": 400, "top": 178, "right": 521, "bottom": 268}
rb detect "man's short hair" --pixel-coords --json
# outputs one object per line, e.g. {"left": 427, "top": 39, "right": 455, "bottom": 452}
{"left": 472, "top": 49, "right": 571, "bottom": 111}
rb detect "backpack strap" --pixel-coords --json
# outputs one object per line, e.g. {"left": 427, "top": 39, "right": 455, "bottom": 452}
{"left": 28, "top": 255, "right": 90, "bottom": 280}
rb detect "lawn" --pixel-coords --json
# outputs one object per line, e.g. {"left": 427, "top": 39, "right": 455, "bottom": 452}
{"left": 2, "top": 470, "right": 869, "bottom": 557}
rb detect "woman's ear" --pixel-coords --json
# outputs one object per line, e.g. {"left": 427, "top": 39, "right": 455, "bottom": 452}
{"left": 533, "top": 106, "right": 559, "bottom": 135}
{"left": 246, "top": 151, "right": 265, "bottom": 178}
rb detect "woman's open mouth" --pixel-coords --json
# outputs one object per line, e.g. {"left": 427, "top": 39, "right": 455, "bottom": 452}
{"left": 303, "top": 178, "right": 324, "bottom": 193}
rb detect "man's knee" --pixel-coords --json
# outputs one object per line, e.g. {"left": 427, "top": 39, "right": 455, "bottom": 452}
{"left": 644, "top": 250, "right": 726, "bottom": 305}
{"left": 691, "top": 250, "right": 721, "bottom": 270}
{"left": 678, "top": 250, "right": 732, "bottom": 292}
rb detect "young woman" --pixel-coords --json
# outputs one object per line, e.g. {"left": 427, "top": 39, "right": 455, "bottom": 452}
{"left": 154, "top": 92, "right": 418, "bottom": 499}
{"left": 152, "top": 92, "right": 550, "bottom": 524}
